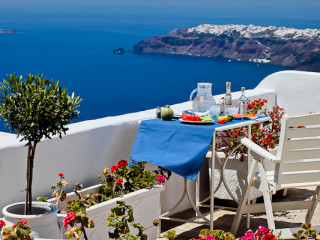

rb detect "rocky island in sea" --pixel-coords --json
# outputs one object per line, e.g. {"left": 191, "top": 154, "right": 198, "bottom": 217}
{"left": 0, "top": 29, "right": 16, "bottom": 34}
{"left": 132, "top": 24, "right": 320, "bottom": 72}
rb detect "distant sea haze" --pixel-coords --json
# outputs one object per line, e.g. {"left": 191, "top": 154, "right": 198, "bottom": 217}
{"left": 2, "top": 3, "right": 318, "bottom": 132}
{"left": 0, "top": 29, "right": 16, "bottom": 33}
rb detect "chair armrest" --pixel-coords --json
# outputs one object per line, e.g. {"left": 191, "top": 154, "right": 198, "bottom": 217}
{"left": 240, "top": 137, "right": 280, "bottom": 163}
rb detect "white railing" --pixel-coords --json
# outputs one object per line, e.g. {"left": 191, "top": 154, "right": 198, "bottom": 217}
{"left": 0, "top": 70, "right": 319, "bottom": 216}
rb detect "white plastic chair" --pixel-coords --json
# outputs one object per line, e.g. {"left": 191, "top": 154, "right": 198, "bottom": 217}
{"left": 231, "top": 113, "right": 320, "bottom": 235}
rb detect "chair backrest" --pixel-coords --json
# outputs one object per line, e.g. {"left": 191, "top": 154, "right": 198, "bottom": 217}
{"left": 275, "top": 113, "right": 320, "bottom": 189}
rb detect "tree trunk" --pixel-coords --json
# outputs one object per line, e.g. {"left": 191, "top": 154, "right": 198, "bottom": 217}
{"left": 24, "top": 142, "right": 37, "bottom": 215}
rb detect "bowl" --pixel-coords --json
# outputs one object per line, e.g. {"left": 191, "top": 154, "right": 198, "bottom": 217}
{"left": 244, "top": 116, "right": 258, "bottom": 120}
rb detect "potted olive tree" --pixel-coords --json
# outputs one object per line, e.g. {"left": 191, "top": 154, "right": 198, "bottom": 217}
{"left": 0, "top": 74, "right": 81, "bottom": 238}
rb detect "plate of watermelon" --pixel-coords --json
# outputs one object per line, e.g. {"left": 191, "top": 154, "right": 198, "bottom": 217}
{"left": 179, "top": 114, "right": 215, "bottom": 124}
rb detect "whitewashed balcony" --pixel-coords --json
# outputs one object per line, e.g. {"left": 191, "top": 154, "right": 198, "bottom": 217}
{"left": 0, "top": 70, "right": 320, "bottom": 239}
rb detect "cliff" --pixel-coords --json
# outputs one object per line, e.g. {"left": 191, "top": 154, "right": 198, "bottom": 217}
{"left": 132, "top": 24, "right": 320, "bottom": 72}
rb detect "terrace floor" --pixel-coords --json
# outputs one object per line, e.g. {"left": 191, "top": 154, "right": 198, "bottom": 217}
{"left": 158, "top": 187, "right": 320, "bottom": 239}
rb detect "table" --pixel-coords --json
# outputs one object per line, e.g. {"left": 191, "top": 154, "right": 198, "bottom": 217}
{"left": 129, "top": 116, "right": 271, "bottom": 232}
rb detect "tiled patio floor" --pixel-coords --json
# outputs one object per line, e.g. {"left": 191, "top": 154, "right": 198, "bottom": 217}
{"left": 158, "top": 187, "right": 320, "bottom": 239}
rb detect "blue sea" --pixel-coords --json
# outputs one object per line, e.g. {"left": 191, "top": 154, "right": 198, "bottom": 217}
{"left": 0, "top": 2, "right": 320, "bottom": 133}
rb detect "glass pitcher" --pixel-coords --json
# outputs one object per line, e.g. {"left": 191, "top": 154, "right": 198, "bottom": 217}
{"left": 189, "top": 83, "right": 216, "bottom": 113}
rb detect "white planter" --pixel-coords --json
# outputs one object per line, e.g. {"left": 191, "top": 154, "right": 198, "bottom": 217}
{"left": 48, "top": 184, "right": 165, "bottom": 240}
{"left": 2, "top": 202, "right": 60, "bottom": 239}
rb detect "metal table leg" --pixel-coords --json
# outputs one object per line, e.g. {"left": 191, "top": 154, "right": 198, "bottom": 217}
{"left": 159, "top": 178, "right": 210, "bottom": 225}
{"left": 210, "top": 132, "right": 215, "bottom": 230}
{"left": 247, "top": 125, "right": 252, "bottom": 228}
{"left": 159, "top": 179, "right": 187, "bottom": 219}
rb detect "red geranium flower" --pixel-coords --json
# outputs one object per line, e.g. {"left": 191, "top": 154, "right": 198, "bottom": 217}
{"left": 63, "top": 212, "right": 76, "bottom": 229}
{"left": 153, "top": 219, "right": 159, "bottom": 226}
{"left": 67, "top": 200, "right": 72, "bottom": 205}
{"left": 117, "top": 179, "right": 122, "bottom": 184}
{"left": 0, "top": 219, "right": 6, "bottom": 227}
{"left": 111, "top": 165, "right": 119, "bottom": 172}
{"left": 118, "top": 159, "right": 128, "bottom": 167}
{"left": 20, "top": 219, "right": 28, "bottom": 225}
{"left": 58, "top": 173, "right": 64, "bottom": 177}
{"left": 267, "top": 139, "right": 271, "bottom": 145}
{"left": 262, "top": 234, "right": 275, "bottom": 240}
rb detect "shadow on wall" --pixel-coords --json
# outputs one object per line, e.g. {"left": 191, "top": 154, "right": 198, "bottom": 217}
{"left": 0, "top": 122, "right": 140, "bottom": 216}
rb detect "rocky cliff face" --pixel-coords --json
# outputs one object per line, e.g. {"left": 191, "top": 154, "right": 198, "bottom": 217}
{"left": 132, "top": 24, "right": 320, "bottom": 72}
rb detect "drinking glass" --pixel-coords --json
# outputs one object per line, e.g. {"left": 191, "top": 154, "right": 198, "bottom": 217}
{"left": 209, "top": 105, "right": 221, "bottom": 117}
{"left": 227, "top": 106, "right": 239, "bottom": 115}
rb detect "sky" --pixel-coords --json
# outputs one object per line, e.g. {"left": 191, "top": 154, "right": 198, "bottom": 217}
{"left": 1, "top": 0, "right": 320, "bottom": 22}
{"left": 1, "top": 0, "right": 319, "bottom": 31}
{"left": 1, "top": 0, "right": 320, "bottom": 6}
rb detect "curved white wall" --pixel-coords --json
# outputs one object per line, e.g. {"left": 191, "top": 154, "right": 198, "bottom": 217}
{"left": 1, "top": 70, "right": 318, "bottom": 217}
{"left": 256, "top": 70, "right": 320, "bottom": 116}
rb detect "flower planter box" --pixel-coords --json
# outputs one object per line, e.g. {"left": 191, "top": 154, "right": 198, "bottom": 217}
{"left": 48, "top": 184, "right": 165, "bottom": 240}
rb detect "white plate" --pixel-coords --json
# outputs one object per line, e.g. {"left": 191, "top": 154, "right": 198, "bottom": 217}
{"left": 179, "top": 118, "right": 215, "bottom": 124}
{"left": 244, "top": 116, "right": 258, "bottom": 120}
{"left": 232, "top": 116, "right": 243, "bottom": 120}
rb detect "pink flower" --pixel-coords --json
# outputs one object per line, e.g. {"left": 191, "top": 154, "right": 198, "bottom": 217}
{"left": 58, "top": 173, "right": 64, "bottom": 177}
{"left": 63, "top": 212, "right": 76, "bottom": 229}
{"left": 0, "top": 219, "right": 6, "bottom": 227}
{"left": 241, "top": 230, "right": 255, "bottom": 240}
{"left": 156, "top": 175, "right": 166, "bottom": 184}
{"left": 206, "top": 235, "right": 215, "bottom": 240}
{"left": 13, "top": 224, "right": 17, "bottom": 228}
{"left": 257, "top": 226, "right": 271, "bottom": 235}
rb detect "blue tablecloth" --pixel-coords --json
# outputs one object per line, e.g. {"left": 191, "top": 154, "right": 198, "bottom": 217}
{"left": 129, "top": 118, "right": 254, "bottom": 180}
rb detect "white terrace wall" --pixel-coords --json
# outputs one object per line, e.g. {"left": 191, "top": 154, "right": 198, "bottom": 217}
{"left": 256, "top": 70, "right": 320, "bottom": 115}
{"left": 0, "top": 70, "right": 318, "bottom": 217}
